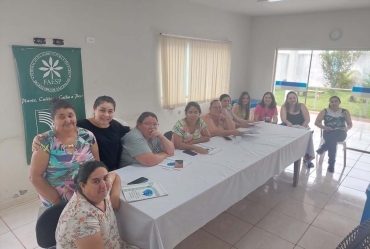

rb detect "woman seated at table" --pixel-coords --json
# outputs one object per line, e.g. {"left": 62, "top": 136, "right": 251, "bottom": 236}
{"left": 315, "top": 96, "right": 352, "bottom": 172}
{"left": 56, "top": 161, "right": 140, "bottom": 249}
{"left": 280, "top": 91, "right": 310, "bottom": 127}
{"left": 219, "top": 94, "right": 233, "bottom": 120}
{"left": 32, "top": 96, "right": 130, "bottom": 171}
{"left": 280, "top": 91, "right": 314, "bottom": 166}
{"left": 119, "top": 112, "right": 175, "bottom": 167}
{"left": 172, "top": 102, "right": 210, "bottom": 154}
{"left": 254, "top": 92, "right": 278, "bottom": 124}
{"left": 29, "top": 98, "right": 99, "bottom": 207}
{"left": 232, "top": 91, "right": 253, "bottom": 128}
{"left": 202, "top": 100, "right": 243, "bottom": 137}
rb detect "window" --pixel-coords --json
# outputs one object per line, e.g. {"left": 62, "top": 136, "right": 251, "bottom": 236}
{"left": 160, "top": 35, "right": 231, "bottom": 109}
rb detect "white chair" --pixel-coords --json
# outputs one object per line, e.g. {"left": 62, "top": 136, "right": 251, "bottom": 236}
{"left": 316, "top": 130, "right": 347, "bottom": 168}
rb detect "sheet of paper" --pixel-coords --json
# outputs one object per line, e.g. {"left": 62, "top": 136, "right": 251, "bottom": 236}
{"left": 197, "top": 143, "right": 222, "bottom": 155}
{"left": 122, "top": 182, "right": 168, "bottom": 202}
{"left": 159, "top": 158, "right": 190, "bottom": 170}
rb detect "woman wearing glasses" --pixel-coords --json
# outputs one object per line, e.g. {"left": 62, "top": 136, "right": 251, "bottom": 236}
{"left": 119, "top": 112, "right": 175, "bottom": 167}
{"left": 202, "top": 100, "right": 244, "bottom": 137}
{"left": 172, "top": 102, "right": 211, "bottom": 154}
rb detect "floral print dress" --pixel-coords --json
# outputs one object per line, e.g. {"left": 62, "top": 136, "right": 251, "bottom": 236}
{"left": 56, "top": 193, "right": 140, "bottom": 249}
{"left": 172, "top": 118, "right": 208, "bottom": 143}
{"left": 39, "top": 128, "right": 96, "bottom": 207}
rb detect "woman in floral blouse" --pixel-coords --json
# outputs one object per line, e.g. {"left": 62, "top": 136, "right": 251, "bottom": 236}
{"left": 172, "top": 102, "right": 211, "bottom": 154}
{"left": 56, "top": 161, "right": 139, "bottom": 249}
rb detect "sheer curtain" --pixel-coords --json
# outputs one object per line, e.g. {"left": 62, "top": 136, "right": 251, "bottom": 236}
{"left": 160, "top": 34, "right": 231, "bottom": 108}
{"left": 188, "top": 40, "right": 231, "bottom": 103}
{"left": 160, "top": 36, "right": 187, "bottom": 109}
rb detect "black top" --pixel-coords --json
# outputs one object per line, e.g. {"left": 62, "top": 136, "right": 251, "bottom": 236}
{"left": 77, "top": 119, "right": 130, "bottom": 171}
{"left": 287, "top": 104, "right": 305, "bottom": 126}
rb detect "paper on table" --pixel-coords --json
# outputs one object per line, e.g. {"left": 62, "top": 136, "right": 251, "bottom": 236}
{"left": 242, "top": 129, "right": 260, "bottom": 135}
{"left": 121, "top": 182, "right": 168, "bottom": 202}
{"left": 159, "top": 158, "right": 191, "bottom": 170}
{"left": 292, "top": 125, "right": 310, "bottom": 130}
{"left": 197, "top": 143, "right": 222, "bottom": 155}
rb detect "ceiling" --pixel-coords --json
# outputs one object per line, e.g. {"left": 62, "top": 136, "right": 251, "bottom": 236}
{"left": 188, "top": 0, "right": 370, "bottom": 16}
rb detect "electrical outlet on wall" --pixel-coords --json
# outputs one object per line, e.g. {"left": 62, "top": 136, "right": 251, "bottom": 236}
{"left": 86, "top": 37, "right": 95, "bottom": 44}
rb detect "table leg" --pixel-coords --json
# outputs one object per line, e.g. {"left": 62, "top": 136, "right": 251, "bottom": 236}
{"left": 293, "top": 159, "right": 301, "bottom": 187}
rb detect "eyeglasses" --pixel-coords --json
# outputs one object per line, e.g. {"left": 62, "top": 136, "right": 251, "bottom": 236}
{"left": 143, "top": 122, "right": 159, "bottom": 127}
{"left": 212, "top": 106, "right": 222, "bottom": 110}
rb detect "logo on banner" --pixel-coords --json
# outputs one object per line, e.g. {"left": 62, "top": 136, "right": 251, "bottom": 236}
{"left": 35, "top": 109, "right": 54, "bottom": 133}
{"left": 30, "top": 51, "right": 72, "bottom": 92}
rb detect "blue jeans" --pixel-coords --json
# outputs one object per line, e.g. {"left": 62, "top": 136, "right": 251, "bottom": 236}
{"left": 322, "top": 129, "right": 347, "bottom": 167}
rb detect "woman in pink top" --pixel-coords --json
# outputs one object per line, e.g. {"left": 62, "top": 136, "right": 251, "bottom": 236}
{"left": 254, "top": 92, "right": 278, "bottom": 123}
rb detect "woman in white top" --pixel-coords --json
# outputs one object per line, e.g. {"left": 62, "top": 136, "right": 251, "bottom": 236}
{"left": 201, "top": 100, "right": 243, "bottom": 137}
{"left": 56, "top": 161, "right": 140, "bottom": 249}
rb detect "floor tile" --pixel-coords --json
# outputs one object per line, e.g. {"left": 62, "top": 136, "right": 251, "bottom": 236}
{"left": 297, "top": 226, "right": 343, "bottom": 249}
{"left": 324, "top": 197, "right": 364, "bottom": 221}
{"left": 274, "top": 197, "right": 321, "bottom": 224}
{"left": 235, "top": 227, "right": 295, "bottom": 249}
{"left": 203, "top": 213, "right": 253, "bottom": 245}
{"left": 262, "top": 177, "right": 295, "bottom": 195}
{"left": 246, "top": 187, "right": 286, "bottom": 209}
{"left": 335, "top": 157, "right": 357, "bottom": 167}
{"left": 288, "top": 185, "right": 331, "bottom": 208}
{"left": 341, "top": 176, "right": 370, "bottom": 192}
{"left": 226, "top": 198, "right": 271, "bottom": 225}
{"left": 353, "top": 161, "right": 370, "bottom": 172}
{"left": 298, "top": 177, "right": 340, "bottom": 195}
{"left": 312, "top": 210, "right": 359, "bottom": 238}
{"left": 0, "top": 232, "right": 25, "bottom": 249}
{"left": 333, "top": 186, "right": 367, "bottom": 206}
{"left": 0, "top": 219, "right": 9, "bottom": 235}
{"left": 0, "top": 200, "right": 40, "bottom": 230}
{"left": 285, "top": 164, "right": 314, "bottom": 177}
{"left": 337, "top": 150, "right": 362, "bottom": 161}
{"left": 294, "top": 246, "right": 304, "bottom": 249}
{"left": 358, "top": 153, "right": 370, "bottom": 163}
{"left": 277, "top": 170, "right": 309, "bottom": 185}
{"left": 310, "top": 167, "right": 346, "bottom": 183}
{"left": 344, "top": 140, "right": 370, "bottom": 151}
{"left": 174, "top": 229, "right": 232, "bottom": 249}
{"left": 256, "top": 210, "right": 309, "bottom": 244}
{"left": 12, "top": 221, "right": 37, "bottom": 249}
{"left": 347, "top": 168, "right": 370, "bottom": 182}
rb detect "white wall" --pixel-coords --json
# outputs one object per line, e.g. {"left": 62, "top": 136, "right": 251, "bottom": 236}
{"left": 0, "top": 0, "right": 250, "bottom": 209}
{"left": 248, "top": 8, "right": 370, "bottom": 99}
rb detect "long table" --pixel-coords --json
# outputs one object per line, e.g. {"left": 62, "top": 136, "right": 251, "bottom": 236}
{"left": 115, "top": 123, "right": 311, "bottom": 249}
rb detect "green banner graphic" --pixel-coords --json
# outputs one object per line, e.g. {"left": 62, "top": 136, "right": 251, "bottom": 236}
{"left": 12, "top": 46, "right": 86, "bottom": 164}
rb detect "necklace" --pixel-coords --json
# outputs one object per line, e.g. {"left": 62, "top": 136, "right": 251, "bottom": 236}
{"left": 65, "top": 144, "right": 75, "bottom": 148}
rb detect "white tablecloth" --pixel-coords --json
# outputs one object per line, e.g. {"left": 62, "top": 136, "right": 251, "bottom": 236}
{"left": 115, "top": 123, "right": 311, "bottom": 249}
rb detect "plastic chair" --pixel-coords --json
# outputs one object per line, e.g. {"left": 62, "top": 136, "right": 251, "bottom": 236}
{"left": 316, "top": 129, "right": 347, "bottom": 168}
{"left": 36, "top": 202, "right": 67, "bottom": 248}
{"left": 336, "top": 218, "right": 370, "bottom": 249}
{"left": 164, "top": 131, "right": 172, "bottom": 141}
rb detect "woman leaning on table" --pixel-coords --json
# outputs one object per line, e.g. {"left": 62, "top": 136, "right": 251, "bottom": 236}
{"left": 29, "top": 98, "right": 99, "bottom": 208}
{"left": 315, "top": 96, "right": 352, "bottom": 172}
{"left": 201, "top": 100, "right": 243, "bottom": 137}
{"left": 172, "top": 101, "right": 211, "bottom": 155}
{"left": 56, "top": 160, "right": 140, "bottom": 249}
{"left": 119, "top": 112, "right": 175, "bottom": 167}
{"left": 231, "top": 91, "right": 253, "bottom": 128}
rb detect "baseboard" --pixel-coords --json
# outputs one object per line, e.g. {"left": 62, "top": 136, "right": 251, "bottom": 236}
{"left": 0, "top": 192, "right": 39, "bottom": 212}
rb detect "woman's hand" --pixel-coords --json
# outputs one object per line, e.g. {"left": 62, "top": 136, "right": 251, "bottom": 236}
{"left": 286, "top": 122, "right": 293, "bottom": 127}
{"left": 193, "top": 146, "right": 209, "bottom": 155}
{"left": 324, "top": 127, "right": 333, "bottom": 131}
{"left": 149, "top": 129, "right": 162, "bottom": 138}
{"left": 218, "top": 114, "right": 226, "bottom": 122}
{"left": 32, "top": 134, "right": 44, "bottom": 152}
{"left": 232, "top": 130, "right": 244, "bottom": 136}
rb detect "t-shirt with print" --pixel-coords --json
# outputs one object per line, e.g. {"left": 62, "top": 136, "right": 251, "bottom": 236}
{"left": 56, "top": 193, "right": 139, "bottom": 249}
{"left": 254, "top": 104, "right": 278, "bottom": 123}
{"left": 119, "top": 127, "right": 163, "bottom": 167}
{"left": 77, "top": 119, "right": 130, "bottom": 171}
{"left": 172, "top": 118, "right": 208, "bottom": 143}
{"left": 39, "top": 128, "right": 96, "bottom": 207}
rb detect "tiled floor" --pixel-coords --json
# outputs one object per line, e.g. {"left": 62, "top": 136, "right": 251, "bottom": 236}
{"left": 0, "top": 119, "right": 369, "bottom": 249}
